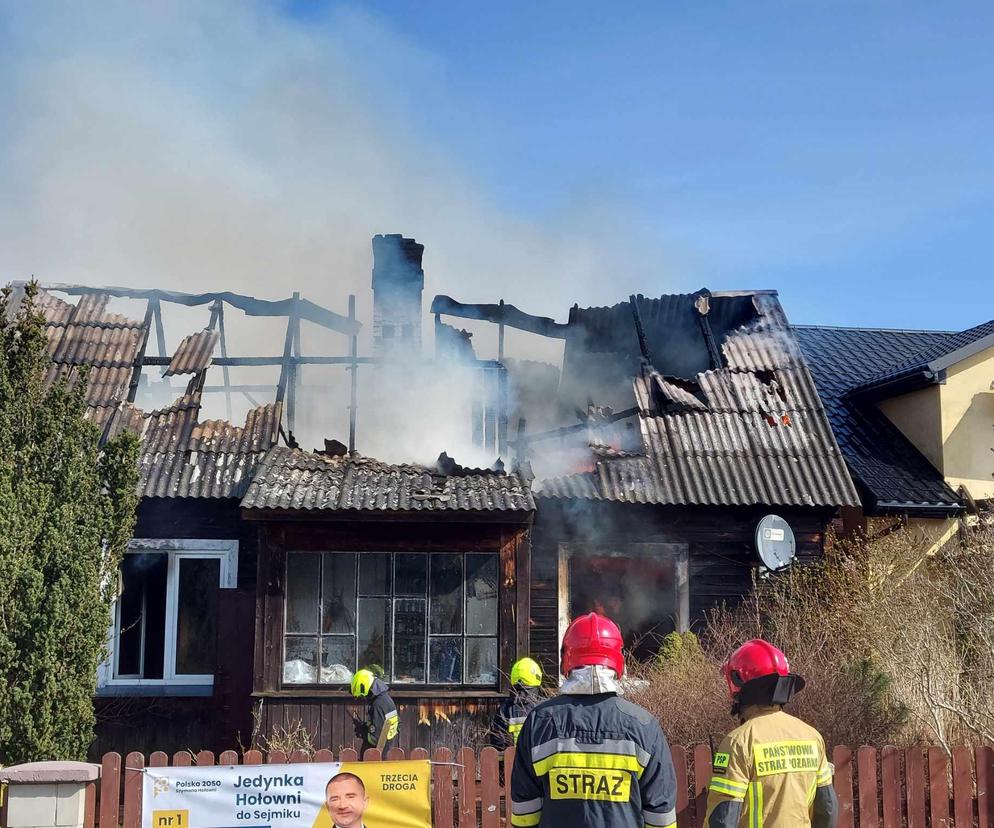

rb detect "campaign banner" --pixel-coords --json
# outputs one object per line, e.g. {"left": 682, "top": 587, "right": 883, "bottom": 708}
{"left": 142, "top": 760, "right": 431, "bottom": 828}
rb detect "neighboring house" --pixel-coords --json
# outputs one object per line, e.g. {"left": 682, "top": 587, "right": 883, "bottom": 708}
{"left": 796, "top": 320, "right": 994, "bottom": 546}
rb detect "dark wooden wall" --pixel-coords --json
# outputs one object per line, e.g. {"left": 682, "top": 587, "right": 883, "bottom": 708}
{"left": 529, "top": 499, "right": 834, "bottom": 677}
{"left": 134, "top": 498, "right": 259, "bottom": 591}
{"left": 92, "top": 497, "right": 258, "bottom": 758}
{"left": 257, "top": 695, "right": 501, "bottom": 755}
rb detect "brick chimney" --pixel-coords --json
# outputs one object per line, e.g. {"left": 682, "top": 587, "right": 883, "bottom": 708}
{"left": 371, "top": 234, "right": 424, "bottom": 356}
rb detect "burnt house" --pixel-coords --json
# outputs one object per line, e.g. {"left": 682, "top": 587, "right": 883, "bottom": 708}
{"left": 436, "top": 289, "right": 859, "bottom": 674}
{"left": 8, "top": 246, "right": 861, "bottom": 757}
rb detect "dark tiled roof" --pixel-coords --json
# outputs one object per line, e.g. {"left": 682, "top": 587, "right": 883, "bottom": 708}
{"left": 538, "top": 293, "right": 859, "bottom": 508}
{"left": 850, "top": 318, "right": 994, "bottom": 396}
{"left": 794, "top": 326, "right": 961, "bottom": 511}
{"left": 243, "top": 446, "right": 535, "bottom": 513}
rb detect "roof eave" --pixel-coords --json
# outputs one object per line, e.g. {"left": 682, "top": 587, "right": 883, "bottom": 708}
{"left": 846, "top": 367, "right": 940, "bottom": 402}
{"left": 868, "top": 499, "right": 964, "bottom": 519}
{"left": 240, "top": 506, "right": 535, "bottom": 524}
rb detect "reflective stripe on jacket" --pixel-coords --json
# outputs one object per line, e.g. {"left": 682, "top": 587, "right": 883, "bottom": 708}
{"left": 510, "top": 689, "right": 677, "bottom": 828}
{"left": 705, "top": 706, "right": 833, "bottom": 827}
{"left": 488, "top": 686, "right": 543, "bottom": 750}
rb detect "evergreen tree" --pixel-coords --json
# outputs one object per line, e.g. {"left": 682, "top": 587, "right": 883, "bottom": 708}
{"left": 0, "top": 283, "right": 139, "bottom": 762}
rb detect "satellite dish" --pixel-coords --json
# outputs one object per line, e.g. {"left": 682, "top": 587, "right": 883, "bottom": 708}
{"left": 755, "top": 515, "right": 796, "bottom": 571}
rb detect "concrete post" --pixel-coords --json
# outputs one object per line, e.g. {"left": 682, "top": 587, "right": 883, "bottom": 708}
{"left": 0, "top": 762, "right": 100, "bottom": 828}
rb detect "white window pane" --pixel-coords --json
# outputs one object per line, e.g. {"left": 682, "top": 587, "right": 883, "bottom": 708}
{"left": 322, "top": 554, "right": 356, "bottom": 634}
{"left": 284, "top": 637, "right": 318, "bottom": 684}
{"left": 175, "top": 557, "right": 220, "bottom": 675}
{"left": 394, "top": 598, "right": 426, "bottom": 683}
{"left": 320, "top": 636, "right": 355, "bottom": 684}
{"left": 286, "top": 554, "right": 319, "bottom": 634}
{"left": 430, "top": 554, "right": 463, "bottom": 634}
{"left": 358, "top": 597, "right": 392, "bottom": 677}
{"left": 465, "top": 637, "right": 498, "bottom": 685}
{"left": 118, "top": 553, "right": 167, "bottom": 679}
{"left": 429, "top": 637, "right": 462, "bottom": 684}
{"left": 465, "top": 554, "right": 498, "bottom": 635}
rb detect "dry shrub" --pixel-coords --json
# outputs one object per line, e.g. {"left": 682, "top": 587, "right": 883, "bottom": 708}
{"left": 626, "top": 522, "right": 994, "bottom": 751}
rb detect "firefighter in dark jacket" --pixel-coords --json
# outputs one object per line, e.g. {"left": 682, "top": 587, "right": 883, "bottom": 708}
{"left": 510, "top": 613, "right": 677, "bottom": 828}
{"left": 350, "top": 668, "right": 399, "bottom": 757}
{"left": 705, "top": 639, "right": 838, "bottom": 828}
{"left": 488, "top": 657, "right": 544, "bottom": 749}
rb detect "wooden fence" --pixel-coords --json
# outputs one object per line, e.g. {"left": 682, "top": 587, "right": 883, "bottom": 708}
{"left": 5, "top": 744, "right": 994, "bottom": 827}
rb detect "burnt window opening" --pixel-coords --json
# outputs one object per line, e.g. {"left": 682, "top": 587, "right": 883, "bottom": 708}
{"left": 284, "top": 551, "right": 499, "bottom": 688}
{"left": 112, "top": 543, "right": 232, "bottom": 685}
{"left": 558, "top": 543, "right": 689, "bottom": 663}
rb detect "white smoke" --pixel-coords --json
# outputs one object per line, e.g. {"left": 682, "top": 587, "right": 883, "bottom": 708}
{"left": 0, "top": 1, "right": 662, "bottom": 462}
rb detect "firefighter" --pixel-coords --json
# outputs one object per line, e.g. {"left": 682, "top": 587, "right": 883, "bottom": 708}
{"left": 705, "top": 639, "right": 838, "bottom": 828}
{"left": 510, "top": 613, "right": 677, "bottom": 828}
{"left": 488, "top": 657, "right": 544, "bottom": 750}
{"left": 349, "top": 668, "right": 399, "bottom": 757}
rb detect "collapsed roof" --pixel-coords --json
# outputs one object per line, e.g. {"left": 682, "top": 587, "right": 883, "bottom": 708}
{"left": 537, "top": 292, "right": 860, "bottom": 509}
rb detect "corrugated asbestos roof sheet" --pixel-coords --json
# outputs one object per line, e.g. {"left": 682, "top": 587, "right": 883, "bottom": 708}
{"left": 5, "top": 286, "right": 282, "bottom": 500}
{"left": 795, "top": 325, "right": 962, "bottom": 512}
{"left": 243, "top": 446, "right": 535, "bottom": 513}
{"left": 164, "top": 329, "right": 220, "bottom": 376}
{"left": 538, "top": 293, "right": 859, "bottom": 508}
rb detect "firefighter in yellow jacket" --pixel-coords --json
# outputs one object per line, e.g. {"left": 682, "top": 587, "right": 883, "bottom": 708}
{"left": 705, "top": 640, "right": 838, "bottom": 828}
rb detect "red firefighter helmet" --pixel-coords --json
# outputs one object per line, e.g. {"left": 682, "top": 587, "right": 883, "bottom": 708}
{"left": 561, "top": 612, "right": 625, "bottom": 678}
{"left": 722, "top": 639, "right": 791, "bottom": 698}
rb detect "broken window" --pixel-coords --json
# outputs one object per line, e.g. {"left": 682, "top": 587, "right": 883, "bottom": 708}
{"left": 108, "top": 541, "right": 236, "bottom": 687}
{"left": 283, "top": 551, "right": 499, "bottom": 687}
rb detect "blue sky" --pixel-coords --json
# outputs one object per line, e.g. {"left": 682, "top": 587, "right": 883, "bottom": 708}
{"left": 288, "top": 0, "right": 994, "bottom": 329}
{"left": 2, "top": 1, "right": 992, "bottom": 333}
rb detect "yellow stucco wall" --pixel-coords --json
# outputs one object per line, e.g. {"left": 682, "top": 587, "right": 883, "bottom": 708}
{"left": 939, "top": 342, "right": 994, "bottom": 499}
{"left": 878, "top": 386, "right": 944, "bottom": 472}
{"left": 876, "top": 342, "right": 994, "bottom": 500}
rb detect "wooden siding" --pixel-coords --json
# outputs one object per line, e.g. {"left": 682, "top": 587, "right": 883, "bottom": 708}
{"left": 529, "top": 500, "right": 833, "bottom": 676}
{"left": 257, "top": 696, "right": 501, "bottom": 755}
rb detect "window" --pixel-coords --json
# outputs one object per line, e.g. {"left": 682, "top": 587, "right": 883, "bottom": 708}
{"left": 283, "top": 552, "right": 499, "bottom": 687}
{"left": 102, "top": 540, "right": 237, "bottom": 687}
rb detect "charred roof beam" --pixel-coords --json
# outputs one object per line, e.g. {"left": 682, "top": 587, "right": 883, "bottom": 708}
{"left": 430, "top": 295, "right": 569, "bottom": 339}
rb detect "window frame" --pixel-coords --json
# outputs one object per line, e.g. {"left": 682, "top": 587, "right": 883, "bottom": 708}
{"left": 99, "top": 539, "right": 238, "bottom": 689}
{"left": 282, "top": 550, "right": 500, "bottom": 690}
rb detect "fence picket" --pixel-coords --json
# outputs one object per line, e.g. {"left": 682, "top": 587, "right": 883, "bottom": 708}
{"left": 196, "top": 750, "right": 215, "bottom": 767}
{"left": 172, "top": 752, "right": 192, "bottom": 767}
{"left": 364, "top": 749, "right": 382, "bottom": 762}
{"left": 833, "top": 746, "right": 855, "bottom": 828}
{"left": 692, "top": 744, "right": 711, "bottom": 828}
{"left": 387, "top": 748, "right": 405, "bottom": 761}
{"left": 149, "top": 752, "right": 167, "bottom": 769}
{"left": 979, "top": 746, "right": 994, "bottom": 828}
{"left": 314, "top": 749, "right": 333, "bottom": 763}
{"left": 879, "top": 746, "right": 901, "bottom": 828}
{"left": 219, "top": 750, "right": 238, "bottom": 766}
{"left": 288, "top": 750, "right": 310, "bottom": 764}
{"left": 411, "top": 748, "right": 429, "bottom": 761}
{"left": 84, "top": 780, "right": 96, "bottom": 828}
{"left": 502, "top": 748, "right": 515, "bottom": 826}
{"left": 479, "top": 747, "right": 500, "bottom": 828}
{"left": 267, "top": 750, "right": 287, "bottom": 764}
{"left": 928, "top": 747, "right": 951, "bottom": 828}
{"left": 432, "top": 747, "right": 454, "bottom": 828}
{"left": 339, "top": 748, "right": 358, "bottom": 763}
{"left": 906, "top": 747, "right": 926, "bottom": 828}
{"left": 951, "top": 746, "right": 974, "bottom": 827}
{"left": 98, "top": 752, "right": 120, "bottom": 828}
{"left": 243, "top": 750, "right": 263, "bottom": 765}
{"left": 458, "top": 747, "right": 477, "bottom": 828}
{"left": 122, "top": 752, "right": 143, "bottom": 828}
{"left": 857, "top": 746, "right": 879, "bottom": 828}
{"left": 670, "top": 746, "right": 689, "bottom": 828}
